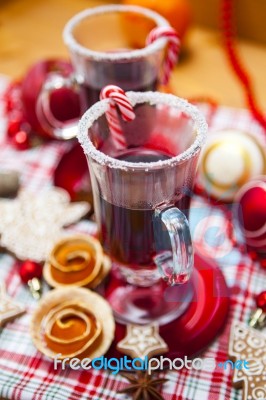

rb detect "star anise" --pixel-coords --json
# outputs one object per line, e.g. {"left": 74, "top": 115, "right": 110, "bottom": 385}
{"left": 118, "top": 370, "right": 168, "bottom": 400}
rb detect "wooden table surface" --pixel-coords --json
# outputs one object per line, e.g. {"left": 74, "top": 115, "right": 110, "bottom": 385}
{"left": 0, "top": 1, "right": 265, "bottom": 399}
{"left": 1, "top": 0, "right": 266, "bottom": 109}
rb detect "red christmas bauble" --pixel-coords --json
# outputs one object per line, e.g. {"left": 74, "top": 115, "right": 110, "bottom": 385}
{"left": 19, "top": 260, "right": 43, "bottom": 284}
{"left": 234, "top": 176, "right": 266, "bottom": 253}
{"left": 21, "top": 59, "right": 80, "bottom": 139}
{"left": 256, "top": 291, "right": 266, "bottom": 312}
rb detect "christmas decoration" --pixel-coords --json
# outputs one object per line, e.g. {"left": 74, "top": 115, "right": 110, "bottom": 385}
{"left": 21, "top": 59, "right": 80, "bottom": 139}
{"left": 249, "top": 291, "right": 266, "bottom": 330}
{"left": 146, "top": 27, "right": 180, "bottom": 86}
{"left": 256, "top": 291, "right": 266, "bottom": 313}
{"left": 119, "top": 370, "right": 168, "bottom": 400}
{"left": 117, "top": 324, "right": 168, "bottom": 359}
{"left": 221, "top": 0, "right": 266, "bottom": 131}
{"left": 100, "top": 85, "right": 136, "bottom": 150}
{"left": 0, "top": 188, "right": 90, "bottom": 262}
{"left": 53, "top": 143, "right": 91, "bottom": 202}
{"left": 43, "top": 235, "right": 111, "bottom": 289}
{"left": 0, "top": 284, "right": 26, "bottom": 327}
{"left": 228, "top": 321, "right": 266, "bottom": 400}
{"left": 30, "top": 287, "right": 115, "bottom": 360}
{"left": 3, "top": 59, "right": 81, "bottom": 147}
{"left": 19, "top": 260, "right": 43, "bottom": 300}
{"left": 234, "top": 177, "right": 266, "bottom": 253}
{"left": 44, "top": 303, "right": 101, "bottom": 358}
{"left": 4, "top": 81, "right": 32, "bottom": 150}
{"left": 197, "top": 130, "right": 266, "bottom": 201}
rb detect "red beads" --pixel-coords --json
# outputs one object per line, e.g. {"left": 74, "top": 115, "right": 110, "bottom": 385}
{"left": 11, "top": 128, "right": 31, "bottom": 151}
{"left": 4, "top": 81, "right": 32, "bottom": 150}
{"left": 221, "top": 0, "right": 266, "bottom": 131}
{"left": 19, "top": 260, "right": 43, "bottom": 284}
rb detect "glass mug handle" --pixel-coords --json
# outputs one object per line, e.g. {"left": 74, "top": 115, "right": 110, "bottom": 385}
{"left": 153, "top": 205, "right": 193, "bottom": 286}
{"left": 36, "top": 73, "right": 81, "bottom": 140}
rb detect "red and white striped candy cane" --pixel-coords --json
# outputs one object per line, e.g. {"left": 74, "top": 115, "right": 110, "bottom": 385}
{"left": 100, "top": 85, "right": 135, "bottom": 150}
{"left": 146, "top": 27, "right": 180, "bottom": 86}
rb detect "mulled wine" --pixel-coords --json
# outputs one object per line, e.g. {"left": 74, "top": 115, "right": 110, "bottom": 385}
{"left": 97, "top": 148, "right": 191, "bottom": 269}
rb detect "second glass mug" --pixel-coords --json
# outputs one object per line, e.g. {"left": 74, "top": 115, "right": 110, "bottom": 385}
{"left": 78, "top": 91, "right": 207, "bottom": 325}
{"left": 36, "top": 4, "right": 174, "bottom": 139}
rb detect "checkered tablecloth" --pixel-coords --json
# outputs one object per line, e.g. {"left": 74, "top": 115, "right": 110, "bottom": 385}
{"left": 0, "top": 74, "right": 265, "bottom": 400}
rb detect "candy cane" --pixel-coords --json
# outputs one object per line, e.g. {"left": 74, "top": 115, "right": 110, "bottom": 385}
{"left": 146, "top": 27, "right": 180, "bottom": 86}
{"left": 100, "top": 85, "right": 135, "bottom": 149}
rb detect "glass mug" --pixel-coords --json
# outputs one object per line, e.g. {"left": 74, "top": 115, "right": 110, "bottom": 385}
{"left": 37, "top": 4, "right": 173, "bottom": 139}
{"left": 78, "top": 91, "right": 207, "bottom": 325}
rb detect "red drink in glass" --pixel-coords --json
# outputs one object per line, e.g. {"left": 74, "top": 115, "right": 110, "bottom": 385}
{"left": 99, "top": 148, "right": 191, "bottom": 269}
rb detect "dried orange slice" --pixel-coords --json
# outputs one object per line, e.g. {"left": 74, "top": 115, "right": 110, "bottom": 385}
{"left": 43, "top": 235, "right": 111, "bottom": 289}
{"left": 30, "top": 287, "right": 115, "bottom": 361}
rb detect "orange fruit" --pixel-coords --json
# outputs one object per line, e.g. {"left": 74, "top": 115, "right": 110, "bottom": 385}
{"left": 122, "top": 0, "right": 192, "bottom": 39}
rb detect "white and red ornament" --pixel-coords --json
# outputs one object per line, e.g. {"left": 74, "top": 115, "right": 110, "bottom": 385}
{"left": 197, "top": 129, "right": 266, "bottom": 201}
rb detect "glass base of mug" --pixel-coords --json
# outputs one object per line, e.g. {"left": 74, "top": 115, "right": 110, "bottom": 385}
{"left": 115, "top": 262, "right": 161, "bottom": 287}
{"left": 106, "top": 266, "right": 194, "bottom": 325}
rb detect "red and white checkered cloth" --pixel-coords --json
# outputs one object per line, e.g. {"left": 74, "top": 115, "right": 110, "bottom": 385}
{"left": 0, "top": 75, "right": 265, "bottom": 400}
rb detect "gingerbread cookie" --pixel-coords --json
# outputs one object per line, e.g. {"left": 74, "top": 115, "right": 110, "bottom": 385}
{"left": 0, "top": 188, "right": 90, "bottom": 261}
{"left": 117, "top": 323, "right": 168, "bottom": 359}
{"left": 228, "top": 321, "right": 266, "bottom": 400}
